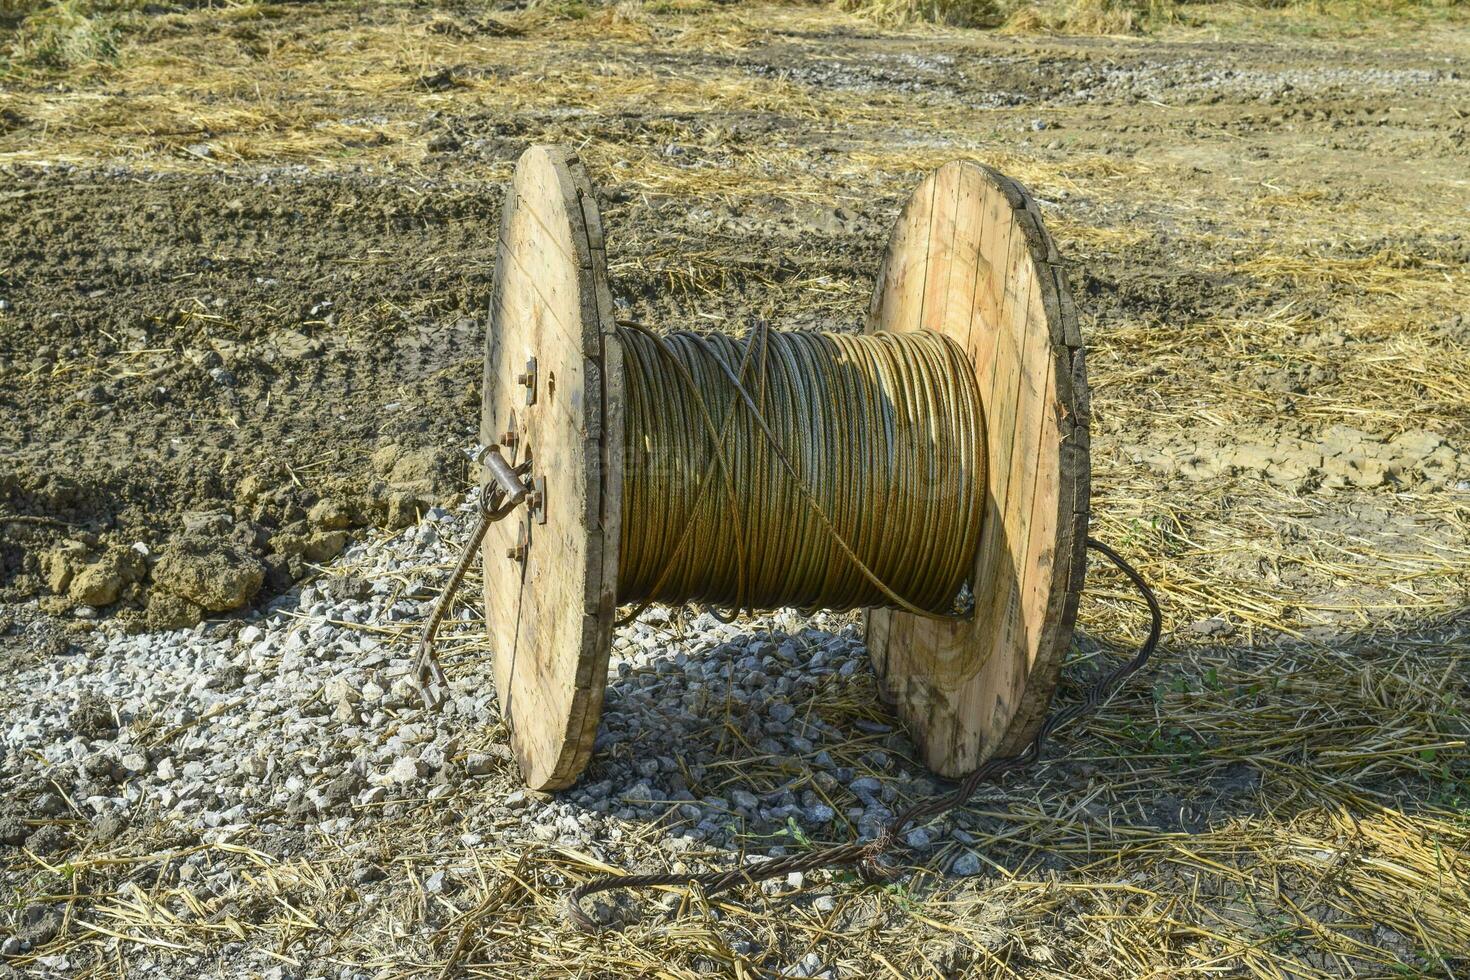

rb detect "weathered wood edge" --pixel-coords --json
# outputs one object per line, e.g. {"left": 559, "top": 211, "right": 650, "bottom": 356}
{"left": 863, "top": 160, "right": 1091, "bottom": 769}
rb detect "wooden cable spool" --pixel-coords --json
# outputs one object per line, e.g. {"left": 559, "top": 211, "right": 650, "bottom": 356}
{"left": 480, "top": 144, "right": 1089, "bottom": 791}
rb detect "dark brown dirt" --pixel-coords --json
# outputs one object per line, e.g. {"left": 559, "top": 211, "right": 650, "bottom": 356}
{"left": 0, "top": 170, "right": 507, "bottom": 624}
{"left": 2, "top": 2, "right": 1467, "bottom": 637}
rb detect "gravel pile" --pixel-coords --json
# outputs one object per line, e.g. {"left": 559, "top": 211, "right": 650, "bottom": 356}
{"left": 2, "top": 480, "right": 989, "bottom": 974}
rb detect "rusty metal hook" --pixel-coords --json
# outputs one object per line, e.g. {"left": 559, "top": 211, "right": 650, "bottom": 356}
{"left": 414, "top": 446, "right": 534, "bottom": 710}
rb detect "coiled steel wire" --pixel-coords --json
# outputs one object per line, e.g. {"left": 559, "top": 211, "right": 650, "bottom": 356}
{"left": 617, "top": 321, "right": 987, "bottom": 619}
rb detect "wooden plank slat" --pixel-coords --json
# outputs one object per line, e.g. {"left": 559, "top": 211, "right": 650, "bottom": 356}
{"left": 919, "top": 165, "right": 963, "bottom": 334}
{"left": 864, "top": 161, "right": 1089, "bottom": 776}
{"left": 481, "top": 145, "right": 620, "bottom": 791}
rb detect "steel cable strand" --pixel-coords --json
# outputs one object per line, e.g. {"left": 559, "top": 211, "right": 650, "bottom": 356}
{"left": 618, "top": 323, "right": 984, "bottom": 617}
{"left": 616, "top": 323, "right": 763, "bottom": 622}
{"left": 414, "top": 454, "right": 534, "bottom": 708}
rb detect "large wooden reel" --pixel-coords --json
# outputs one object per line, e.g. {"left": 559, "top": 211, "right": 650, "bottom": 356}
{"left": 865, "top": 161, "right": 1089, "bottom": 776}
{"left": 480, "top": 146, "right": 1087, "bottom": 789}
{"left": 479, "top": 146, "right": 622, "bottom": 791}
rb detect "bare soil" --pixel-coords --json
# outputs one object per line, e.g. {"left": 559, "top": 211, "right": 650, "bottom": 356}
{"left": 0, "top": 168, "right": 503, "bottom": 625}
{"left": 3, "top": 5, "right": 1468, "bottom": 632}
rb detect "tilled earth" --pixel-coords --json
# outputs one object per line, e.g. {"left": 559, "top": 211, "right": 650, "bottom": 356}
{"left": 1, "top": 169, "right": 497, "bottom": 629}
{"left": 2, "top": 3, "right": 1469, "bottom": 977}
{"left": 2, "top": 4, "right": 1468, "bottom": 632}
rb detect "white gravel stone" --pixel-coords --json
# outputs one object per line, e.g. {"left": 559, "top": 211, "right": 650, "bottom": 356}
{"left": 951, "top": 851, "right": 982, "bottom": 876}
{"left": 903, "top": 827, "right": 934, "bottom": 849}
{"left": 1, "top": 459, "right": 924, "bottom": 953}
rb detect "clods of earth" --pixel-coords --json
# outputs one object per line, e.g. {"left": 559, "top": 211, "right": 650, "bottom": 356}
{"left": 22, "top": 442, "right": 466, "bottom": 632}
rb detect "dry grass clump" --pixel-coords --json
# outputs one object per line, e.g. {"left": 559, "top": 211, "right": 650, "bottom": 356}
{"left": 1001, "top": 0, "right": 1171, "bottom": 33}
{"left": 835, "top": 0, "right": 1171, "bottom": 31}
{"left": 849, "top": 0, "right": 1465, "bottom": 31}
{"left": 0, "top": 0, "right": 137, "bottom": 74}
{"left": 836, "top": 0, "right": 1008, "bottom": 28}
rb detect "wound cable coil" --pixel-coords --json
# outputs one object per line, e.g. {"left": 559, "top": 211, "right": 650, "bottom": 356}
{"left": 616, "top": 322, "right": 988, "bottom": 619}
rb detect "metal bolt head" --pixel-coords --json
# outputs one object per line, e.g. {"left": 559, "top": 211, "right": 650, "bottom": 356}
{"left": 506, "top": 518, "right": 529, "bottom": 562}
{"left": 531, "top": 474, "right": 548, "bottom": 525}
{"left": 517, "top": 357, "right": 538, "bottom": 406}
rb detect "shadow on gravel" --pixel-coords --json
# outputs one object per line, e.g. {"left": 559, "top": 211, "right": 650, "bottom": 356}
{"left": 558, "top": 601, "right": 1469, "bottom": 941}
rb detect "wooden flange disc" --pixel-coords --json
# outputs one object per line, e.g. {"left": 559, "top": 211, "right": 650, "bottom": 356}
{"left": 480, "top": 145, "right": 622, "bottom": 791}
{"left": 864, "top": 161, "right": 1090, "bottom": 778}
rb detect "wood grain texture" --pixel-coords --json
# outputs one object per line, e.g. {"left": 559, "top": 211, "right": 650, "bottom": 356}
{"left": 865, "top": 161, "right": 1090, "bottom": 777}
{"left": 479, "top": 145, "right": 621, "bottom": 791}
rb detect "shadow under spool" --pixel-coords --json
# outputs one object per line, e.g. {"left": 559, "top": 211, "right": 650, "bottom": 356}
{"left": 616, "top": 321, "right": 989, "bottom": 619}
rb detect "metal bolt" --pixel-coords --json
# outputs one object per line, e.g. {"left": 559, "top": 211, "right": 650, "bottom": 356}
{"left": 501, "top": 429, "right": 518, "bottom": 447}
{"left": 506, "top": 518, "right": 529, "bottom": 562}
{"left": 530, "top": 474, "right": 548, "bottom": 525}
{"left": 517, "top": 357, "right": 538, "bottom": 406}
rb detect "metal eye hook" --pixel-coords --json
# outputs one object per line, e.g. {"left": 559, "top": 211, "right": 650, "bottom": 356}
{"left": 415, "top": 444, "right": 535, "bottom": 710}
{"left": 477, "top": 444, "right": 531, "bottom": 520}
